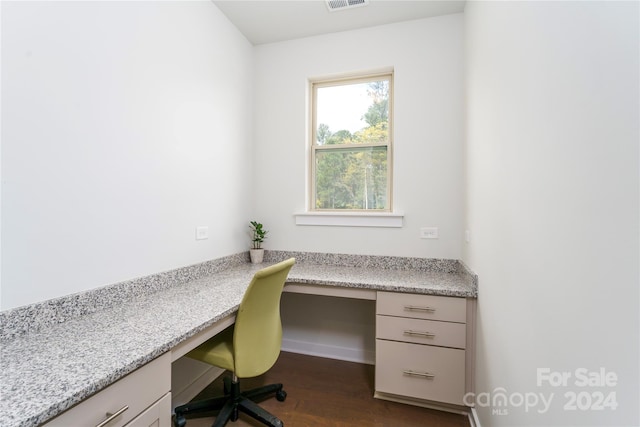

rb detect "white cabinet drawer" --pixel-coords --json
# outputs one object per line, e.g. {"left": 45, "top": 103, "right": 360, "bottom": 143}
{"left": 376, "top": 292, "right": 466, "bottom": 323}
{"left": 376, "top": 315, "right": 466, "bottom": 349}
{"left": 44, "top": 353, "right": 171, "bottom": 427}
{"left": 125, "top": 393, "right": 171, "bottom": 427}
{"left": 375, "top": 339, "right": 465, "bottom": 405}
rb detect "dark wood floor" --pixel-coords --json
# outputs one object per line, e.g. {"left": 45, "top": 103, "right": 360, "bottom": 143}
{"left": 181, "top": 352, "right": 470, "bottom": 427}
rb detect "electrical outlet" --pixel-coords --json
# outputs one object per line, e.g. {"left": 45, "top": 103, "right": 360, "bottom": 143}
{"left": 196, "top": 226, "right": 209, "bottom": 240}
{"left": 420, "top": 227, "right": 439, "bottom": 239}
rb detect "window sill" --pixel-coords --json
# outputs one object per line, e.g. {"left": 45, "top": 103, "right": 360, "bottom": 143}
{"left": 294, "top": 211, "right": 404, "bottom": 228}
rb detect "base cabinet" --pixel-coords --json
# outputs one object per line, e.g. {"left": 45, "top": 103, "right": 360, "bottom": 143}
{"left": 125, "top": 393, "right": 171, "bottom": 427}
{"left": 376, "top": 340, "right": 465, "bottom": 405}
{"left": 375, "top": 292, "right": 473, "bottom": 409}
{"left": 43, "top": 353, "right": 171, "bottom": 427}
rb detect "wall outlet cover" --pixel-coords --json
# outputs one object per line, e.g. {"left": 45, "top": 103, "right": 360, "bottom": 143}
{"left": 420, "top": 227, "right": 439, "bottom": 239}
{"left": 196, "top": 226, "right": 209, "bottom": 240}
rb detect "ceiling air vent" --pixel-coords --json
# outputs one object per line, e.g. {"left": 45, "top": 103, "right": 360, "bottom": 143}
{"left": 326, "top": 0, "right": 369, "bottom": 12}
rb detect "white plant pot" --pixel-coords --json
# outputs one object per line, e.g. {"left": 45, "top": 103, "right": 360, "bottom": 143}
{"left": 249, "top": 249, "right": 264, "bottom": 264}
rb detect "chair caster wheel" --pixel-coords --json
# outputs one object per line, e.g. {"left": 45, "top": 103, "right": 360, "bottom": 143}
{"left": 173, "top": 414, "right": 186, "bottom": 427}
{"left": 276, "top": 390, "right": 287, "bottom": 402}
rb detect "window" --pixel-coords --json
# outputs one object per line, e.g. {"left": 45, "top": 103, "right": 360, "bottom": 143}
{"left": 310, "top": 72, "right": 393, "bottom": 212}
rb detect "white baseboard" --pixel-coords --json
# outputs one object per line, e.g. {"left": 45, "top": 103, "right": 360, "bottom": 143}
{"left": 468, "top": 407, "right": 481, "bottom": 427}
{"left": 171, "top": 365, "right": 225, "bottom": 410}
{"left": 281, "top": 338, "right": 375, "bottom": 365}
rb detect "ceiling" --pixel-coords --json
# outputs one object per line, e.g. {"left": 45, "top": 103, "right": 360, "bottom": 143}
{"left": 213, "top": 0, "right": 466, "bottom": 45}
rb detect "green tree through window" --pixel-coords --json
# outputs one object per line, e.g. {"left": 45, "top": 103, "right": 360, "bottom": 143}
{"left": 311, "top": 74, "right": 392, "bottom": 211}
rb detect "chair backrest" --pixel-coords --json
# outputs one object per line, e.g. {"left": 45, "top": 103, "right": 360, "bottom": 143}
{"left": 233, "top": 258, "right": 295, "bottom": 378}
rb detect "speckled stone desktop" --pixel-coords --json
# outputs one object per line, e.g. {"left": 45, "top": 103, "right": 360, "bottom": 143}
{"left": 0, "top": 251, "right": 477, "bottom": 427}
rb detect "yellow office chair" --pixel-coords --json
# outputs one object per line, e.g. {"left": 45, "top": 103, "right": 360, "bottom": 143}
{"left": 173, "top": 258, "right": 295, "bottom": 427}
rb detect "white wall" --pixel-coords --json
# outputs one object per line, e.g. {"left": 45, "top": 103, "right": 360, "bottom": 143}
{"left": 465, "top": 1, "right": 639, "bottom": 426}
{"left": 252, "top": 14, "right": 464, "bottom": 259}
{"left": 0, "top": 1, "right": 254, "bottom": 310}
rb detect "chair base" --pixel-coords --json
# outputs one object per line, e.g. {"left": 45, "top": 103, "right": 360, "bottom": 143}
{"left": 174, "top": 376, "right": 287, "bottom": 427}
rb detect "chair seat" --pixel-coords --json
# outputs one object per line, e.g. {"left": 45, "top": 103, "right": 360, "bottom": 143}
{"left": 187, "top": 327, "right": 235, "bottom": 371}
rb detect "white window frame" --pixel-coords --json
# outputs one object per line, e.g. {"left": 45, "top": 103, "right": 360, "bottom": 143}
{"left": 302, "top": 71, "right": 397, "bottom": 228}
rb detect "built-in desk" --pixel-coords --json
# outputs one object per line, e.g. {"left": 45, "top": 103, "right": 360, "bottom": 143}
{"left": 0, "top": 252, "right": 477, "bottom": 427}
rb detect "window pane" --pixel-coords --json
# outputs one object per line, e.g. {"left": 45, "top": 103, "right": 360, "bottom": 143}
{"left": 315, "top": 146, "right": 387, "bottom": 210}
{"left": 316, "top": 80, "right": 389, "bottom": 146}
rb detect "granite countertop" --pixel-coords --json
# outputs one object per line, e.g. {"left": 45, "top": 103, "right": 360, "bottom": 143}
{"left": 0, "top": 251, "right": 477, "bottom": 427}
{"left": 289, "top": 263, "right": 476, "bottom": 297}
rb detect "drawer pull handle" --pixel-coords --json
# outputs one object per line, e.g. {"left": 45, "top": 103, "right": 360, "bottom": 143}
{"left": 403, "top": 370, "right": 436, "bottom": 379}
{"left": 96, "top": 405, "right": 129, "bottom": 427}
{"left": 404, "top": 305, "right": 436, "bottom": 312}
{"left": 403, "top": 330, "right": 435, "bottom": 338}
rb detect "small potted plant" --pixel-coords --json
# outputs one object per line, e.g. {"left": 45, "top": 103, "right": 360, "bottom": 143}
{"left": 249, "top": 220, "right": 268, "bottom": 264}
